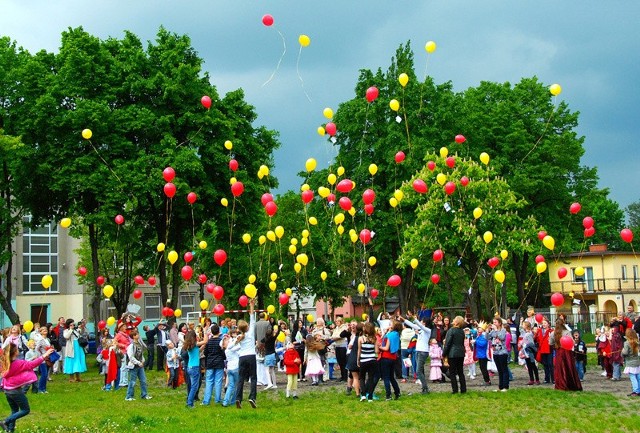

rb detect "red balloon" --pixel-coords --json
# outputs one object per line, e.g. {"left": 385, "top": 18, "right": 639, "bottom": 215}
{"left": 327, "top": 193, "right": 336, "bottom": 204}
{"left": 162, "top": 307, "right": 171, "bottom": 317}
{"left": 147, "top": 276, "right": 156, "bottom": 286}
{"left": 262, "top": 14, "right": 274, "bottom": 26}
{"left": 365, "top": 86, "right": 379, "bottom": 103}
{"left": 560, "top": 335, "right": 574, "bottom": 351}
{"left": 184, "top": 251, "right": 194, "bottom": 263}
{"left": 359, "top": 229, "right": 372, "bottom": 245}
{"left": 206, "top": 283, "right": 215, "bottom": 294}
{"left": 229, "top": 159, "right": 239, "bottom": 171}
{"left": 133, "top": 289, "right": 142, "bottom": 299}
{"left": 427, "top": 161, "right": 436, "bottom": 171}
{"left": 387, "top": 275, "right": 402, "bottom": 287}
{"left": 444, "top": 181, "right": 456, "bottom": 195}
{"left": 584, "top": 227, "right": 595, "bottom": 238}
{"left": 551, "top": 292, "right": 564, "bottom": 307}
{"left": 412, "top": 179, "right": 428, "bottom": 194}
{"left": 261, "top": 193, "right": 274, "bottom": 207}
{"left": 370, "top": 288, "right": 379, "bottom": 299}
{"left": 163, "top": 167, "right": 175, "bottom": 182}
{"left": 78, "top": 266, "right": 87, "bottom": 276}
{"left": 431, "top": 274, "right": 440, "bottom": 284}
{"left": 569, "top": 202, "right": 581, "bottom": 215}
{"left": 535, "top": 255, "right": 545, "bottom": 264}
{"left": 164, "top": 182, "right": 176, "bottom": 198}
{"left": 198, "top": 274, "right": 208, "bottom": 284}
{"left": 336, "top": 179, "right": 353, "bottom": 193}
{"left": 445, "top": 156, "right": 455, "bottom": 169}
{"left": 238, "top": 295, "right": 249, "bottom": 308}
{"left": 535, "top": 313, "right": 544, "bottom": 323}
{"left": 557, "top": 267, "right": 568, "bottom": 279}
{"left": 187, "top": 192, "right": 197, "bottom": 205}
{"left": 279, "top": 293, "right": 290, "bottom": 305}
{"left": 181, "top": 265, "right": 193, "bottom": 281}
{"left": 231, "top": 181, "right": 244, "bottom": 197}
{"left": 362, "top": 189, "right": 376, "bottom": 205}
{"left": 213, "top": 303, "right": 225, "bottom": 316}
{"left": 460, "top": 176, "right": 470, "bottom": 187}
{"left": 114, "top": 214, "right": 125, "bottom": 225}
{"left": 265, "top": 200, "right": 278, "bottom": 217}
{"left": 325, "top": 122, "right": 337, "bottom": 136}
{"left": 213, "top": 249, "right": 227, "bottom": 266}
{"left": 537, "top": 231, "right": 547, "bottom": 240}
{"left": 395, "top": 151, "right": 405, "bottom": 163}
{"left": 201, "top": 95, "right": 212, "bottom": 110}
{"left": 621, "top": 228, "right": 634, "bottom": 243}
{"left": 582, "top": 216, "right": 594, "bottom": 229}
{"left": 134, "top": 275, "right": 144, "bottom": 285}
{"left": 96, "top": 276, "right": 105, "bottom": 286}
{"left": 487, "top": 257, "right": 500, "bottom": 269}
{"left": 364, "top": 204, "right": 374, "bottom": 215}
{"left": 213, "top": 285, "right": 224, "bottom": 301}
{"left": 455, "top": 134, "right": 466, "bottom": 144}
{"left": 301, "top": 189, "right": 314, "bottom": 204}
{"left": 339, "top": 197, "right": 352, "bottom": 211}
{"left": 97, "top": 320, "right": 106, "bottom": 331}
{"left": 433, "top": 249, "right": 444, "bottom": 262}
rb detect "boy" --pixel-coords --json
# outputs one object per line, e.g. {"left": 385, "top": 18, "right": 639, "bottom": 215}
{"left": 573, "top": 331, "right": 587, "bottom": 381}
{"left": 166, "top": 341, "right": 180, "bottom": 389}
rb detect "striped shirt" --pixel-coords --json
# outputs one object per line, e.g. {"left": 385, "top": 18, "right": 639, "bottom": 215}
{"left": 359, "top": 339, "right": 377, "bottom": 364}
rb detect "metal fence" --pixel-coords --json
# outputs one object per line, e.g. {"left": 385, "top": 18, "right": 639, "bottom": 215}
{"left": 551, "top": 277, "right": 640, "bottom": 294}
{"left": 527, "top": 308, "right": 621, "bottom": 335}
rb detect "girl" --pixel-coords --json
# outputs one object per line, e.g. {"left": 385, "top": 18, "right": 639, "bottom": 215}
{"left": 535, "top": 319, "right": 554, "bottom": 384}
{"left": 202, "top": 324, "right": 225, "bottom": 405}
{"left": 463, "top": 327, "right": 476, "bottom": 380}
{"left": 487, "top": 317, "right": 510, "bottom": 391}
{"left": 429, "top": 338, "right": 443, "bottom": 382}
{"left": 235, "top": 297, "right": 258, "bottom": 409}
{"left": 304, "top": 334, "right": 326, "bottom": 386}
{"left": 0, "top": 343, "right": 54, "bottom": 432}
{"left": 262, "top": 325, "right": 278, "bottom": 390}
{"left": 622, "top": 328, "right": 640, "bottom": 396}
{"left": 222, "top": 330, "right": 240, "bottom": 407}
{"left": 610, "top": 326, "right": 624, "bottom": 381}
{"left": 283, "top": 342, "right": 301, "bottom": 399}
{"left": 358, "top": 322, "right": 379, "bottom": 402}
{"left": 345, "top": 322, "right": 363, "bottom": 396}
{"left": 183, "top": 329, "right": 208, "bottom": 408}
{"left": 520, "top": 321, "right": 540, "bottom": 385}
{"left": 165, "top": 341, "right": 180, "bottom": 389}
{"left": 379, "top": 320, "right": 401, "bottom": 400}
{"left": 548, "top": 318, "right": 582, "bottom": 391}
{"left": 474, "top": 323, "right": 491, "bottom": 386}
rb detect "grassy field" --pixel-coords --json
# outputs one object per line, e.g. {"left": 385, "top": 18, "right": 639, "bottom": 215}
{"left": 4, "top": 356, "right": 639, "bottom": 433}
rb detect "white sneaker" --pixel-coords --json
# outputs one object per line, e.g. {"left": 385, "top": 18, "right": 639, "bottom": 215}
{"left": 470, "top": 375, "right": 476, "bottom": 380}
{"left": 415, "top": 379, "right": 422, "bottom": 385}
{"left": 271, "top": 385, "right": 278, "bottom": 389}
{"left": 264, "top": 384, "right": 274, "bottom": 390}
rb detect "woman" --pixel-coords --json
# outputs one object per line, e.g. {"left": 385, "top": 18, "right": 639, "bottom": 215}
{"left": 62, "top": 319, "right": 87, "bottom": 382}
{"left": 536, "top": 319, "right": 554, "bottom": 384}
{"left": 202, "top": 324, "right": 225, "bottom": 405}
{"left": 235, "top": 297, "right": 258, "bottom": 409}
{"left": 262, "top": 325, "right": 278, "bottom": 390}
{"left": 379, "top": 320, "right": 402, "bottom": 400}
{"left": 520, "top": 321, "right": 540, "bottom": 385}
{"left": 401, "top": 312, "right": 432, "bottom": 394}
{"left": 35, "top": 326, "right": 52, "bottom": 393}
{"left": 548, "top": 318, "right": 582, "bottom": 391}
{"left": 610, "top": 325, "right": 624, "bottom": 381}
{"left": 443, "top": 316, "right": 467, "bottom": 394}
{"left": 358, "top": 321, "right": 379, "bottom": 401}
{"left": 0, "top": 343, "right": 54, "bottom": 432}
{"left": 622, "top": 328, "right": 640, "bottom": 396}
{"left": 292, "top": 319, "right": 308, "bottom": 381}
{"left": 474, "top": 323, "right": 491, "bottom": 386}
{"left": 1, "top": 325, "right": 28, "bottom": 360}
{"left": 487, "top": 317, "right": 510, "bottom": 391}
{"left": 183, "top": 329, "right": 208, "bottom": 408}
{"left": 345, "top": 322, "right": 363, "bottom": 397}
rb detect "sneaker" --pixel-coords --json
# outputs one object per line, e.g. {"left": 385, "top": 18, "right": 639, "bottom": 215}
{"left": 526, "top": 381, "right": 535, "bottom": 386}
{"left": 236, "top": 401, "right": 242, "bottom": 409}
{"left": 271, "top": 385, "right": 278, "bottom": 389}
{"left": 264, "top": 384, "right": 274, "bottom": 390}
{"left": 601, "top": 371, "right": 607, "bottom": 376}
{"left": 415, "top": 379, "right": 422, "bottom": 385}
{"left": 470, "top": 375, "right": 476, "bottom": 380}
{"left": 500, "top": 389, "right": 508, "bottom": 392}
{"left": 394, "top": 394, "right": 400, "bottom": 400}
{"left": 385, "top": 397, "right": 392, "bottom": 401}
{"left": 360, "top": 396, "right": 367, "bottom": 402}
{"left": 143, "top": 396, "right": 152, "bottom": 400}
{"left": 293, "top": 395, "right": 299, "bottom": 400}
{"left": 125, "top": 397, "right": 135, "bottom": 401}
{"left": 535, "top": 381, "right": 541, "bottom": 385}
{"left": 401, "top": 379, "right": 407, "bottom": 383}
{"left": 249, "top": 399, "right": 257, "bottom": 409}
{"left": 627, "top": 392, "right": 638, "bottom": 396}
{"left": 372, "top": 394, "right": 380, "bottom": 401}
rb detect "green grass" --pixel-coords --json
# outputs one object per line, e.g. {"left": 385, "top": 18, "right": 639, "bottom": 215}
{"left": 5, "top": 356, "right": 639, "bottom": 433}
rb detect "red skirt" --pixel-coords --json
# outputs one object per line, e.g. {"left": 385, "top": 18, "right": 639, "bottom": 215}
{"left": 553, "top": 348, "right": 582, "bottom": 391}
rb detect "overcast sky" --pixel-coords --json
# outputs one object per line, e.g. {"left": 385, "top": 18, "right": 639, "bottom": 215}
{"left": 2, "top": 1, "right": 638, "bottom": 210}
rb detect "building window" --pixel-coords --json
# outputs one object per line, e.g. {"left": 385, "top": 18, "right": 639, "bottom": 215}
{"left": 22, "top": 217, "right": 58, "bottom": 293}
{"left": 145, "top": 295, "right": 161, "bottom": 320}
{"left": 180, "top": 293, "right": 196, "bottom": 317}
{"left": 572, "top": 268, "right": 584, "bottom": 283}
{"left": 634, "top": 265, "right": 639, "bottom": 282}
{"left": 622, "top": 265, "right": 628, "bottom": 281}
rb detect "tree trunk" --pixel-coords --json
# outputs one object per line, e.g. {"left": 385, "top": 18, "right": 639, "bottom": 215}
{"left": 89, "top": 223, "right": 102, "bottom": 328}
{"left": 512, "top": 251, "right": 530, "bottom": 311}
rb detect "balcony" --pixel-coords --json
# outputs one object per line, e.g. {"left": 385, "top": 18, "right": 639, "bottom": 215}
{"left": 551, "top": 277, "right": 640, "bottom": 295}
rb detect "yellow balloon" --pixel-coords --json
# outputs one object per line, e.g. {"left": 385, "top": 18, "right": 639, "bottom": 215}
{"left": 500, "top": 250, "right": 508, "bottom": 260}
{"left": 259, "top": 235, "right": 266, "bottom": 245}
{"left": 290, "top": 238, "right": 298, "bottom": 246}
{"left": 334, "top": 213, "right": 345, "bottom": 225}
{"left": 200, "top": 299, "right": 209, "bottom": 310}
{"left": 199, "top": 240, "right": 208, "bottom": 250}
{"left": 224, "top": 140, "right": 233, "bottom": 150}
{"left": 369, "top": 163, "right": 378, "bottom": 176}
{"left": 349, "top": 229, "right": 356, "bottom": 236}
{"left": 168, "top": 250, "right": 178, "bottom": 265}
{"left": 321, "top": 271, "right": 327, "bottom": 281}
{"left": 267, "top": 231, "right": 276, "bottom": 242}
{"left": 257, "top": 170, "right": 264, "bottom": 180}
{"left": 323, "top": 107, "right": 334, "bottom": 119}
{"left": 306, "top": 314, "right": 314, "bottom": 323}
{"left": 549, "top": 84, "right": 562, "bottom": 96}
{"left": 317, "top": 126, "right": 326, "bottom": 136}
{"left": 301, "top": 183, "right": 310, "bottom": 192}
{"left": 350, "top": 233, "right": 358, "bottom": 243}
{"left": 301, "top": 237, "right": 308, "bottom": 246}
{"left": 309, "top": 216, "right": 318, "bottom": 226}
{"left": 172, "top": 308, "right": 182, "bottom": 318}
{"left": 103, "top": 285, "right": 114, "bottom": 298}
{"left": 425, "top": 40, "right": 437, "bottom": 54}
{"left": 337, "top": 225, "right": 345, "bottom": 235}
{"left": 436, "top": 173, "right": 447, "bottom": 186}
{"left": 398, "top": 73, "right": 409, "bottom": 87}
{"left": 60, "top": 218, "right": 71, "bottom": 229}
{"left": 368, "top": 256, "right": 377, "bottom": 267}
{"left": 294, "top": 263, "right": 302, "bottom": 273}
{"left": 394, "top": 189, "right": 404, "bottom": 202}
{"left": 277, "top": 331, "right": 286, "bottom": 343}
{"left": 327, "top": 173, "right": 337, "bottom": 185}
{"left": 229, "top": 177, "right": 237, "bottom": 185}
{"left": 305, "top": 158, "right": 317, "bottom": 172}
{"left": 357, "top": 283, "right": 365, "bottom": 294}
{"left": 23, "top": 320, "right": 34, "bottom": 333}
{"left": 275, "top": 226, "right": 285, "bottom": 239}
{"left": 81, "top": 128, "right": 92, "bottom": 140}
{"left": 536, "top": 261, "right": 547, "bottom": 274}
{"left": 389, "top": 99, "right": 400, "bottom": 112}
{"left": 494, "top": 270, "right": 505, "bottom": 283}
{"left": 296, "top": 253, "right": 309, "bottom": 266}
{"left": 41, "top": 275, "right": 53, "bottom": 289}
{"left": 410, "top": 258, "right": 418, "bottom": 269}
{"left": 260, "top": 165, "right": 270, "bottom": 177}
{"left": 542, "top": 235, "right": 555, "bottom": 251}
{"left": 298, "top": 34, "right": 310, "bottom": 47}
{"left": 267, "top": 305, "right": 276, "bottom": 315}
{"left": 242, "top": 233, "right": 251, "bottom": 244}
{"left": 301, "top": 229, "right": 310, "bottom": 238}
{"left": 575, "top": 266, "right": 585, "bottom": 277}
{"left": 244, "top": 283, "right": 257, "bottom": 298}
{"left": 248, "top": 274, "right": 256, "bottom": 284}
{"left": 361, "top": 313, "right": 368, "bottom": 321}
{"left": 285, "top": 288, "right": 293, "bottom": 296}
{"left": 348, "top": 207, "right": 356, "bottom": 217}
{"left": 479, "top": 152, "right": 490, "bottom": 165}
{"left": 289, "top": 244, "right": 297, "bottom": 255}
{"left": 337, "top": 166, "right": 345, "bottom": 176}
{"left": 473, "top": 207, "right": 483, "bottom": 219}
{"left": 389, "top": 197, "right": 398, "bottom": 208}
{"left": 483, "top": 231, "right": 494, "bottom": 244}
{"left": 440, "top": 147, "right": 449, "bottom": 158}
{"left": 106, "top": 316, "right": 116, "bottom": 327}
{"left": 157, "top": 242, "right": 166, "bottom": 252}
{"left": 221, "top": 198, "right": 228, "bottom": 207}
{"left": 318, "top": 187, "right": 330, "bottom": 198}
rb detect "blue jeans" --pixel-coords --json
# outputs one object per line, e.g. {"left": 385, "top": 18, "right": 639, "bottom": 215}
{"left": 126, "top": 366, "right": 148, "bottom": 399}
{"left": 4, "top": 388, "right": 30, "bottom": 431}
{"left": 186, "top": 366, "right": 201, "bottom": 407}
{"left": 401, "top": 348, "right": 416, "bottom": 378}
{"left": 613, "top": 362, "right": 622, "bottom": 380}
{"left": 629, "top": 372, "right": 640, "bottom": 394}
{"left": 223, "top": 368, "right": 239, "bottom": 406}
{"left": 576, "top": 360, "right": 585, "bottom": 381}
{"left": 203, "top": 368, "right": 225, "bottom": 405}
{"left": 38, "top": 363, "right": 48, "bottom": 392}
{"left": 415, "top": 351, "right": 429, "bottom": 391}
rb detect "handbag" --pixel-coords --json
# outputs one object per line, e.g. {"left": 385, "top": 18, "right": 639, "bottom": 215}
{"left": 78, "top": 335, "right": 89, "bottom": 348}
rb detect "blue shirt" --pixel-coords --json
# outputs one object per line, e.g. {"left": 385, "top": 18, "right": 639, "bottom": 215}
{"left": 187, "top": 346, "right": 200, "bottom": 368}
{"left": 385, "top": 330, "right": 400, "bottom": 354}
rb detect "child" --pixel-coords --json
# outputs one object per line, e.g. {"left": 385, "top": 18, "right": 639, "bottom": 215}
{"left": 125, "top": 329, "right": 151, "bottom": 401}
{"left": 463, "top": 328, "right": 476, "bottom": 380}
{"left": 429, "top": 338, "right": 443, "bottom": 382}
{"left": 166, "top": 341, "right": 180, "bottom": 389}
{"left": 222, "top": 330, "right": 240, "bottom": 407}
{"left": 0, "top": 343, "right": 54, "bottom": 432}
{"left": 573, "top": 331, "right": 587, "bottom": 381}
{"left": 24, "top": 340, "right": 39, "bottom": 394}
{"left": 325, "top": 341, "right": 337, "bottom": 380}
{"left": 283, "top": 342, "right": 302, "bottom": 399}
{"left": 622, "top": 328, "right": 640, "bottom": 396}
{"left": 304, "top": 334, "right": 325, "bottom": 386}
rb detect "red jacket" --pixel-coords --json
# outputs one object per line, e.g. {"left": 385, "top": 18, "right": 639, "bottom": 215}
{"left": 283, "top": 348, "right": 301, "bottom": 375}
{"left": 535, "top": 328, "right": 552, "bottom": 354}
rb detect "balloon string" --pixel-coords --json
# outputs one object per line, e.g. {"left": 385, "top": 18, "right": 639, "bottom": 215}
{"left": 419, "top": 54, "right": 431, "bottom": 112}
{"left": 88, "top": 139, "right": 122, "bottom": 183}
{"left": 360, "top": 103, "right": 370, "bottom": 168}
{"left": 228, "top": 198, "right": 237, "bottom": 282}
{"left": 520, "top": 103, "right": 556, "bottom": 163}
{"left": 296, "top": 45, "right": 312, "bottom": 102}
{"left": 191, "top": 206, "right": 196, "bottom": 249}
{"left": 262, "top": 28, "right": 287, "bottom": 87}
{"left": 176, "top": 124, "right": 204, "bottom": 148}
{"left": 401, "top": 88, "right": 412, "bottom": 152}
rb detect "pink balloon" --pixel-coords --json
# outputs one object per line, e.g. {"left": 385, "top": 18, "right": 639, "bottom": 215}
{"left": 427, "top": 161, "right": 436, "bottom": 171}
{"left": 364, "top": 204, "right": 374, "bottom": 215}
{"left": 557, "top": 267, "right": 568, "bottom": 279}
{"left": 444, "top": 181, "right": 456, "bottom": 195}
{"left": 231, "top": 181, "right": 244, "bottom": 197}
{"left": 164, "top": 182, "right": 176, "bottom": 198}
{"left": 213, "top": 285, "right": 224, "bottom": 301}
{"left": 336, "top": 179, "right": 353, "bottom": 193}
{"left": 229, "top": 159, "right": 239, "bottom": 171}
{"left": 114, "top": 214, "right": 124, "bottom": 225}
{"left": 265, "top": 201, "right": 278, "bottom": 217}
{"left": 262, "top": 14, "right": 274, "bottom": 26}
{"left": 487, "top": 257, "right": 500, "bottom": 269}
{"left": 339, "top": 197, "right": 352, "bottom": 211}
{"left": 213, "top": 249, "right": 227, "bottom": 266}
{"left": 537, "top": 231, "right": 547, "bottom": 240}
{"left": 569, "top": 202, "right": 581, "bottom": 215}
{"left": 163, "top": 167, "right": 175, "bottom": 182}
{"left": 551, "top": 292, "right": 564, "bottom": 307}
{"left": 370, "top": 288, "right": 379, "bottom": 299}
{"left": 181, "top": 265, "right": 193, "bottom": 281}
{"left": 387, "top": 275, "right": 402, "bottom": 287}
{"left": 359, "top": 229, "right": 372, "bottom": 245}
{"left": 365, "top": 86, "right": 379, "bottom": 103}
{"left": 206, "top": 283, "right": 215, "bottom": 294}
{"left": 238, "top": 295, "right": 249, "bottom": 308}
{"left": 431, "top": 274, "right": 440, "bottom": 284}
{"left": 535, "top": 255, "right": 545, "bottom": 264}
{"left": 201, "top": 95, "right": 212, "bottom": 110}
{"left": 362, "top": 189, "right": 376, "bottom": 205}
{"left": 460, "top": 176, "right": 470, "bottom": 187}
{"left": 621, "top": 228, "right": 634, "bottom": 243}
{"left": 325, "top": 122, "right": 337, "bottom": 136}
{"left": 395, "top": 151, "right": 405, "bottom": 163}
{"left": 261, "top": 193, "right": 274, "bottom": 207}
{"left": 582, "top": 216, "right": 594, "bottom": 229}
{"left": 301, "top": 189, "right": 314, "bottom": 204}
{"left": 455, "top": 134, "right": 466, "bottom": 144}
{"left": 184, "top": 251, "right": 193, "bottom": 263}
{"left": 445, "top": 156, "right": 455, "bottom": 169}
{"left": 187, "top": 192, "right": 197, "bottom": 205}
{"left": 433, "top": 249, "right": 444, "bottom": 262}
{"left": 412, "top": 179, "right": 428, "bottom": 194}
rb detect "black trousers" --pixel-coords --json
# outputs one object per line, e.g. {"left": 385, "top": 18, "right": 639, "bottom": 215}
{"left": 448, "top": 357, "right": 466, "bottom": 393}
{"left": 156, "top": 346, "right": 167, "bottom": 371}
{"left": 335, "top": 346, "right": 348, "bottom": 380}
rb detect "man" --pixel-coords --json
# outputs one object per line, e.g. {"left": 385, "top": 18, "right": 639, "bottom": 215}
{"left": 155, "top": 320, "right": 168, "bottom": 371}
{"left": 52, "top": 316, "right": 65, "bottom": 372}
{"left": 255, "top": 312, "right": 270, "bottom": 344}
{"left": 626, "top": 304, "right": 637, "bottom": 323}
{"left": 143, "top": 325, "right": 156, "bottom": 370}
